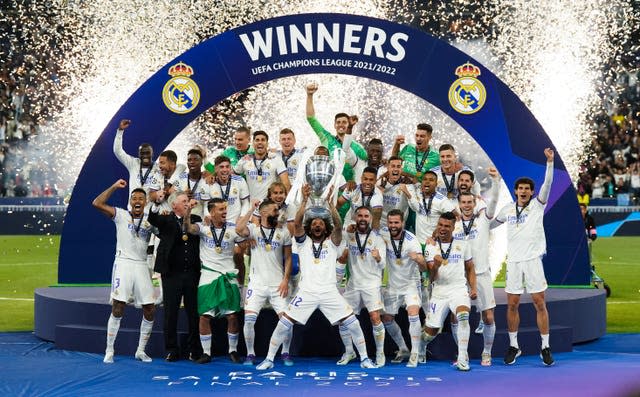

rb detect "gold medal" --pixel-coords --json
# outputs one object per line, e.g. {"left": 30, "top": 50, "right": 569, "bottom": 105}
{"left": 442, "top": 259, "right": 448, "bottom": 265}
{"left": 215, "top": 246, "right": 222, "bottom": 254}
{"left": 447, "top": 192, "right": 454, "bottom": 199}
{"left": 181, "top": 234, "right": 188, "bottom": 241}
{"left": 416, "top": 172, "right": 422, "bottom": 178}
{"left": 314, "top": 258, "right": 320, "bottom": 264}
{"left": 396, "top": 258, "right": 402, "bottom": 265}
{"left": 257, "top": 175, "right": 263, "bottom": 182}
{"left": 265, "top": 244, "right": 272, "bottom": 251}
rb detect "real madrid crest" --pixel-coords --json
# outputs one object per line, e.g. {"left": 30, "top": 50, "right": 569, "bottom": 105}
{"left": 162, "top": 61, "right": 200, "bottom": 114}
{"left": 448, "top": 62, "right": 486, "bottom": 115}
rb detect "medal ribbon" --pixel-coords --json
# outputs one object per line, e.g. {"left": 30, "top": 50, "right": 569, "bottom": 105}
{"left": 516, "top": 200, "right": 530, "bottom": 225}
{"left": 437, "top": 238, "right": 453, "bottom": 260}
{"left": 415, "top": 148, "right": 428, "bottom": 175}
{"left": 139, "top": 166, "right": 153, "bottom": 187}
{"left": 210, "top": 224, "right": 227, "bottom": 251}
{"left": 253, "top": 155, "right": 265, "bottom": 177}
{"left": 421, "top": 192, "right": 434, "bottom": 216}
{"left": 130, "top": 212, "right": 144, "bottom": 237}
{"left": 217, "top": 177, "right": 232, "bottom": 201}
{"left": 312, "top": 239, "right": 325, "bottom": 260}
{"left": 360, "top": 186, "right": 373, "bottom": 208}
{"left": 281, "top": 149, "right": 295, "bottom": 168}
{"left": 187, "top": 177, "right": 201, "bottom": 198}
{"left": 441, "top": 171, "right": 455, "bottom": 196}
{"left": 355, "top": 229, "right": 372, "bottom": 256}
{"left": 462, "top": 215, "right": 476, "bottom": 237}
{"left": 259, "top": 225, "right": 276, "bottom": 248}
{"left": 390, "top": 231, "right": 405, "bottom": 260}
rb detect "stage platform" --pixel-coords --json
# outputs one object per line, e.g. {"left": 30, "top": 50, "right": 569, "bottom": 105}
{"left": 34, "top": 287, "right": 606, "bottom": 360}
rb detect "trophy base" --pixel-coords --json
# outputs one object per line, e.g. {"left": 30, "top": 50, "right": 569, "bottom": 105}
{"left": 305, "top": 206, "right": 331, "bottom": 220}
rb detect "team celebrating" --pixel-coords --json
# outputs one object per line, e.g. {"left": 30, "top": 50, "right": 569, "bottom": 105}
{"left": 93, "top": 82, "right": 557, "bottom": 370}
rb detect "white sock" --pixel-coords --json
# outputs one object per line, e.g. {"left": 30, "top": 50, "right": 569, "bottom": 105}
{"left": 200, "top": 334, "right": 212, "bottom": 356}
{"left": 509, "top": 331, "right": 519, "bottom": 349}
{"left": 451, "top": 321, "right": 459, "bottom": 346}
{"left": 339, "top": 323, "right": 354, "bottom": 354}
{"left": 343, "top": 315, "right": 368, "bottom": 360}
{"left": 266, "top": 317, "right": 293, "bottom": 361}
{"left": 137, "top": 317, "right": 154, "bottom": 352}
{"left": 483, "top": 323, "right": 496, "bottom": 355}
{"left": 372, "top": 322, "right": 385, "bottom": 356}
{"left": 383, "top": 320, "right": 409, "bottom": 352}
{"left": 456, "top": 312, "right": 470, "bottom": 361}
{"left": 106, "top": 314, "right": 122, "bottom": 352}
{"left": 541, "top": 333, "right": 550, "bottom": 349}
{"left": 228, "top": 332, "right": 239, "bottom": 353}
{"left": 281, "top": 325, "right": 292, "bottom": 355}
{"left": 243, "top": 313, "right": 257, "bottom": 356}
{"left": 408, "top": 315, "right": 421, "bottom": 355}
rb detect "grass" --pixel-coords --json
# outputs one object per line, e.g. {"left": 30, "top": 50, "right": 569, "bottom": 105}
{"left": 0, "top": 235, "right": 638, "bottom": 333}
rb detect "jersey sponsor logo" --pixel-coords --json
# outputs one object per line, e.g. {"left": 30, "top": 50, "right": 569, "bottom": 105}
{"left": 448, "top": 62, "right": 486, "bottom": 115}
{"left": 162, "top": 61, "right": 200, "bottom": 114}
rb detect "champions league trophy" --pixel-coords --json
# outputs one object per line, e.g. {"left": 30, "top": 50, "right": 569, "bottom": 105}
{"left": 304, "top": 155, "right": 336, "bottom": 219}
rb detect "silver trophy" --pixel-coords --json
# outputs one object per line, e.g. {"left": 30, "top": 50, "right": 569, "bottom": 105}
{"left": 304, "top": 155, "right": 335, "bottom": 219}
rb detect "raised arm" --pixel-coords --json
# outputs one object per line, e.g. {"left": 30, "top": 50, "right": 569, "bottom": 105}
{"left": 92, "top": 179, "right": 127, "bottom": 218}
{"left": 538, "top": 148, "right": 555, "bottom": 204}
{"left": 328, "top": 195, "right": 343, "bottom": 246}
{"left": 294, "top": 184, "right": 311, "bottom": 238}
{"left": 485, "top": 167, "right": 501, "bottom": 219}
{"left": 306, "top": 82, "right": 317, "bottom": 118}
{"left": 112, "top": 119, "right": 137, "bottom": 170}
{"left": 182, "top": 206, "right": 200, "bottom": 235}
{"left": 391, "top": 135, "right": 404, "bottom": 158}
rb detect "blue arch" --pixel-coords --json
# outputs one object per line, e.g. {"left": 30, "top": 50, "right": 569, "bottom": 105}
{"left": 59, "top": 13, "right": 589, "bottom": 285}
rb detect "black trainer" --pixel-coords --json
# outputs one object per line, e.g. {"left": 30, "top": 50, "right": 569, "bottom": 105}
{"left": 504, "top": 346, "right": 521, "bottom": 365}
{"left": 540, "top": 347, "right": 555, "bottom": 366}
{"left": 196, "top": 354, "right": 211, "bottom": 364}
{"left": 229, "top": 351, "right": 242, "bottom": 363}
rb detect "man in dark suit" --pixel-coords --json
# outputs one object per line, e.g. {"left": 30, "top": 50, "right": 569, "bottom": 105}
{"left": 148, "top": 191, "right": 203, "bottom": 361}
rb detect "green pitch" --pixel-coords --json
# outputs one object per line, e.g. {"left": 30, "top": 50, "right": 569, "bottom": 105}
{"left": 0, "top": 235, "right": 638, "bottom": 332}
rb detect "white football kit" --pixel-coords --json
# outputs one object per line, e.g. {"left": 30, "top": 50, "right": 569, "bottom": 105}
{"left": 343, "top": 230, "right": 386, "bottom": 313}
{"left": 234, "top": 155, "right": 287, "bottom": 201}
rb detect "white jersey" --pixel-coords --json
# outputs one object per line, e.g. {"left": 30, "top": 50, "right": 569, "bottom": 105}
{"left": 379, "top": 181, "right": 409, "bottom": 229}
{"left": 295, "top": 235, "right": 341, "bottom": 293}
{"left": 495, "top": 198, "right": 547, "bottom": 262}
{"left": 345, "top": 230, "right": 386, "bottom": 290}
{"left": 113, "top": 208, "right": 155, "bottom": 264}
{"left": 113, "top": 129, "right": 160, "bottom": 196}
{"left": 210, "top": 175, "right": 249, "bottom": 223}
{"left": 341, "top": 185, "right": 384, "bottom": 221}
{"left": 247, "top": 223, "right": 291, "bottom": 287}
{"left": 430, "top": 165, "right": 481, "bottom": 203}
{"left": 148, "top": 164, "right": 186, "bottom": 192}
{"left": 173, "top": 172, "right": 212, "bottom": 218}
{"left": 277, "top": 148, "right": 306, "bottom": 183}
{"left": 197, "top": 221, "right": 244, "bottom": 274}
{"left": 234, "top": 154, "right": 287, "bottom": 201}
{"left": 379, "top": 228, "right": 422, "bottom": 292}
{"left": 425, "top": 239, "right": 472, "bottom": 297}
{"left": 452, "top": 212, "right": 491, "bottom": 274}
{"left": 407, "top": 187, "right": 457, "bottom": 243}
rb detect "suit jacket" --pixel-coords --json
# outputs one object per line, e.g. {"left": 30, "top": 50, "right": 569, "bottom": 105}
{"left": 148, "top": 210, "right": 202, "bottom": 275}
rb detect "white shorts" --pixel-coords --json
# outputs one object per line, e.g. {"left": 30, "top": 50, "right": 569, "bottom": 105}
{"left": 425, "top": 289, "right": 470, "bottom": 329}
{"left": 110, "top": 260, "right": 155, "bottom": 306}
{"left": 383, "top": 286, "right": 422, "bottom": 315}
{"left": 343, "top": 287, "right": 384, "bottom": 313}
{"left": 244, "top": 283, "right": 289, "bottom": 314}
{"left": 286, "top": 288, "right": 353, "bottom": 325}
{"left": 473, "top": 271, "right": 496, "bottom": 311}
{"left": 505, "top": 257, "right": 548, "bottom": 294}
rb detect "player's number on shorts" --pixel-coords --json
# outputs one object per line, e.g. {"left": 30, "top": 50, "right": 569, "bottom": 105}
{"left": 291, "top": 295, "right": 302, "bottom": 307}
{"left": 246, "top": 289, "right": 253, "bottom": 299}
{"left": 113, "top": 277, "right": 120, "bottom": 291}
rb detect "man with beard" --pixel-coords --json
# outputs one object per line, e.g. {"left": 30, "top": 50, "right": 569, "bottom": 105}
{"left": 392, "top": 123, "right": 440, "bottom": 182}
{"left": 204, "top": 126, "right": 254, "bottom": 174}
{"left": 379, "top": 156, "right": 411, "bottom": 229}
{"left": 148, "top": 192, "right": 202, "bottom": 362}
{"left": 183, "top": 198, "right": 246, "bottom": 364}
{"left": 277, "top": 128, "right": 306, "bottom": 184}
{"left": 493, "top": 148, "right": 555, "bottom": 366}
{"left": 306, "top": 82, "right": 367, "bottom": 182}
{"left": 337, "top": 206, "right": 387, "bottom": 367}
{"left": 379, "top": 209, "right": 427, "bottom": 367}
{"left": 448, "top": 168, "right": 500, "bottom": 366}
{"left": 113, "top": 119, "right": 159, "bottom": 196}
{"left": 422, "top": 212, "right": 477, "bottom": 372}
{"left": 236, "top": 199, "right": 294, "bottom": 366}
{"left": 337, "top": 166, "right": 384, "bottom": 229}
{"left": 430, "top": 144, "right": 480, "bottom": 203}
{"left": 256, "top": 184, "right": 376, "bottom": 370}
{"left": 235, "top": 131, "right": 290, "bottom": 201}
{"left": 93, "top": 179, "right": 156, "bottom": 364}
{"left": 173, "top": 149, "right": 212, "bottom": 218}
